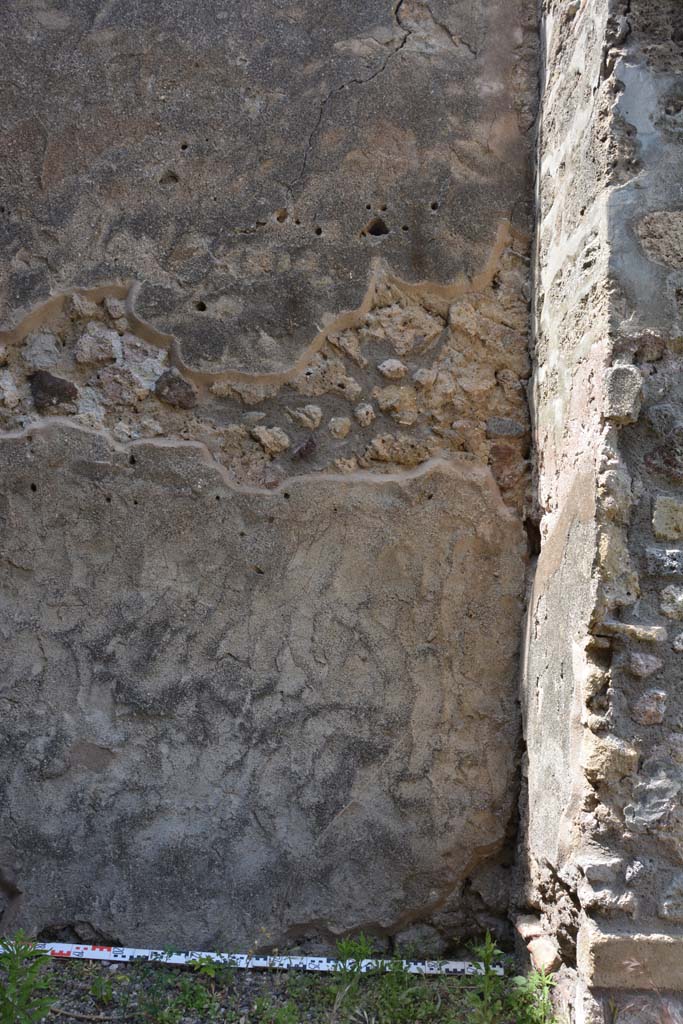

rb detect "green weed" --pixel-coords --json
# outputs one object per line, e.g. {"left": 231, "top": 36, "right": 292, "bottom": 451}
{"left": 463, "top": 931, "right": 506, "bottom": 1024}
{"left": 0, "top": 932, "right": 53, "bottom": 1024}
{"left": 508, "top": 967, "right": 556, "bottom": 1024}
{"left": 89, "top": 972, "right": 113, "bottom": 1006}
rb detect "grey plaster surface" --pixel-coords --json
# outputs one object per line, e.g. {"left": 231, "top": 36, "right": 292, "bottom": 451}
{"left": 0, "top": 0, "right": 536, "bottom": 371}
{"left": 0, "top": 425, "right": 525, "bottom": 947}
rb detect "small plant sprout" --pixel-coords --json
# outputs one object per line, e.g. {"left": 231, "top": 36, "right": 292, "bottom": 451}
{"left": 0, "top": 932, "right": 54, "bottom": 1024}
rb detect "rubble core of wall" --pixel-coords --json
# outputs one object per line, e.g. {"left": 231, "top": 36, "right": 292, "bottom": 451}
{"left": 522, "top": 0, "right": 683, "bottom": 1018}
{"left": 0, "top": 226, "right": 531, "bottom": 513}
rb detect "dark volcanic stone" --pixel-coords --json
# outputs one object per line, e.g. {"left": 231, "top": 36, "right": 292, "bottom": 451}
{"left": 291, "top": 436, "right": 316, "bottom": 461}
{"left": 154, "top": 368, "right": 197, "bottom": 409}
{"left": 29, "top": 371, "right": 78, "bottom": 411}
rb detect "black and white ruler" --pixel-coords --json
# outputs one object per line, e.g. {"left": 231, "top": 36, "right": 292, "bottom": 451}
{"left": 4, "top": 941, "right": 502, "bottom": 976}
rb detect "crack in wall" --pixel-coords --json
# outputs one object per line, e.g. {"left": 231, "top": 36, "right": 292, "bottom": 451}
{"left": 287, "top": 3, "right": 411, "bottom": 195}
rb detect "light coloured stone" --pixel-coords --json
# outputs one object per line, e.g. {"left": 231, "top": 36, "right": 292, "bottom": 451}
{"left": 598, "top": 620, "right": 668, "bottom": 643}
{"left": 75, "top": 323, "right": 122, "bottom": 365}
{"left": 293, "top": 355, "right": 362, "bottom": 401}
{"left": 659, "top": 874, "right": 683, "bottom": 923}
{"left": 363, "top": 433, "right": 437, "bottom": 466}
{"left": 653, "top": 496, "right": 683, "bottom": 540}
{"left": 250, "top": 425, "right": 291, "bottom": 455}
{"left": 121, "top": 334, "right": 167, "bottom": 389}
{"left": 603, "top": 364, "right": 642, "bottom": 424}
{"left": 575, "top": 853, "right": 623, "bottom": 884}
{"left": 515, "top": 915, "right": 544, "bottom": 941}
{"left": 527, "top": 936, "right": 561, "bottom": 973}
{"left": 327, "top": 330, "right": 367, "bottom": 368}
{"left": 578, "top": 918, "right": 683, "bottom": 990}
{"left": 287, "top": 405, "right": 323, "bottom": 430}
{"left": 628, "top": 652, "right": 663, "bottom": 678}
{"left": 661, "top": 585, "right": 683, "bottom": 620}
{"left": 328, "top": 416, "right": 351, "bottom": 439}
{"left": 361, "top": 304, "right": 443, "bottom": 357}
{"left": 631, "top": 689, "right": 667, "bottom": 726}
{"left": 354, "top": 402, "right": 375, "bottom": 426}
{"left": 77, "top": 386, "right": 105, "bottom": 422}
{"left": 93, "top": 365, "right": 148, "bottom": 405}
{"left": 377, "top": 358, "right": 408, "bottom": 380}
{"left": 22, "top": 332, "right": 60, "bottom": 370}
{"left": 373, "top": 385, "right": 418, "bottom": 426}
{"left": 673, "top": 632, "right": 683, "bottom": 653}
{"left": 412, "top": 366, "right": 437, "bottom": 388}
{"left": 0, "top": 371, "right": 20, "bottom": 409}
{"left": 581, "top": 733, "right": 639, "bottom": 782}
{"left": 624, "top": 861, "right": 644, "bottom": 884}
{"left": 637, "top": 210, "right": 683, "bottom": 270}
{"left": 69, "top": 294, "right": 103, "bottom": 321}
{"left": 645, "top": 547, "right": 683, "bottom": 576}
{"left": 105, "top": 296, "right": 128, "bottom": 321}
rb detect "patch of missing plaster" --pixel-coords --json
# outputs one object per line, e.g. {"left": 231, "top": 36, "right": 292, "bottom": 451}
{"left": 636, "top": 210, "right": 683, "bottom": 270}
{"left": 0, "top": 222, "right": 531, "bottom": 510}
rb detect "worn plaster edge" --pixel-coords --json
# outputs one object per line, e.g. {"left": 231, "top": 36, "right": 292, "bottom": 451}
{"left": 520, "top": 0, "right": 652, "bottom": 988}
{"left": 523, "top": 0, "right": 683, "bottom": 1004}
{"left": 0, "top": 220, "right": 519, "bottom": 395}
{"left": 0, "top": 415, "right": 520, "bottom": 516}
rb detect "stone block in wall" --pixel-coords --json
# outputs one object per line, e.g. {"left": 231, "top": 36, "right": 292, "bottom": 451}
{"left": 578, "top": 918, "right": 683, "bottom": 991}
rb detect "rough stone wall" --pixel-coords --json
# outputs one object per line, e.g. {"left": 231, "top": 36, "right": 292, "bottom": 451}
{"left": 523, "top": 0, "right": 683, "bottom": 1017}
{"left": 0, "top": 1, "right": 537, "bottom": 950}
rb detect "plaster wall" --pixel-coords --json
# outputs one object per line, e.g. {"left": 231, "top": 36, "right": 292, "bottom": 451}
{"left": 0, "top": 0, "right": 537, "bottom": 951}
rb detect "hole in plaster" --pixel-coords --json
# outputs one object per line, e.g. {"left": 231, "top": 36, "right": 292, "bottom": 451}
{"left": 430, "top": 201, "right": 439, "bottom": 211}
{"left": 195, "top": 300, "right": 207, "bottom": 311}
{"left": 159, "top": 169, "right": 179, "bottom": 185}
{"left": 524, "top": 517, "right": 541, "bottom": 557}
{"left": 275, "top": 209, "right": 288, "bottom": 223}
{"left": 380, "top": 204, "right": 387, "bottom": 212}
{"left": 283, "top": 492, "right": 290, "bottom": 499}
{"left": 363, "top": 217, "right": 389, "bottom": 237}
{"left": 314, "top": 225, "right": 322, "bottom": 236}
{"left": 105, "top": 496, "right": 112, "bottom": 504}
{"left": 402, "top": 225, "right": 409, "bottom": 232}
{"left": 180, "top": 143, "right": 188, "bottom": 151}
{"left": 365, "top": 203, "right": 372, "bottom": 210}
{"left": 129, "top": 454, "right": 136, "bottom": 465}
{"left": 294, "top": 218, "right": 301, "bottom": 225}
{"left": 30, "top": 483, "right": 37, "bottom": 492}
